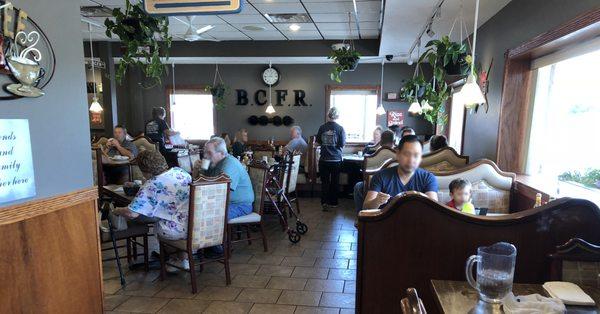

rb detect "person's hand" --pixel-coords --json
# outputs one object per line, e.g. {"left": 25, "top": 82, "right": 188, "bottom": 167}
{"left": 374, "top": 192, "right": 391, "bottom": 206}
{"left": 107, "top": 138, "right": 116, "bottom": 147}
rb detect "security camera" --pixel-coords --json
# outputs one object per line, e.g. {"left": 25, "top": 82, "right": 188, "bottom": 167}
{"left": 385, "top": 55, "right": 394, "bottom": 61}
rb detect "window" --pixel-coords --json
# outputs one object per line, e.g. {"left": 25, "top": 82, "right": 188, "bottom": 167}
{"left": 526, "top": 42, "right": 600, "bottom": 192}
{"left": 328, "top": 88, "right": 378, "bottom": 143}
{"left": 168, "top": 91, "right": 215, "bottom": 140}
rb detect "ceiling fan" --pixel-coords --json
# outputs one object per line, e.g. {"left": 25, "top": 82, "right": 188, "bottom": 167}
{"left": 174, "top": 16, "right": 218, "bottom": 42}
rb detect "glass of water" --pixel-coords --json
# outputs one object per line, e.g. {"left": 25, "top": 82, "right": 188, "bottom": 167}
{"left": 465, "top": 242, "right": 517, "bottom": 303}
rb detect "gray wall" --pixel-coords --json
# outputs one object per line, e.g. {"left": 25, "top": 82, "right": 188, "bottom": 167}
{"left": 463, "top": 0, "right": 600, "bottom": 162}
{"left": 0, "top": 0, "right": 92, "bottom": 206}
{"left": 116, "top": 62, "right": 434, "bottom": 141}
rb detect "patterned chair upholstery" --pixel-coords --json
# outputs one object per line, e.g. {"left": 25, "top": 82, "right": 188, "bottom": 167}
{"left": 132, "top": 136, "right": 158, "bottom": 153}
{"left": 435, "top": 159, "right": 516, "bottom": 214}
{"left": 421, "top": 147, "right": 469, "bottom": 172}
{"left": 159, "top": 174, "right": 232, "bottom": 293}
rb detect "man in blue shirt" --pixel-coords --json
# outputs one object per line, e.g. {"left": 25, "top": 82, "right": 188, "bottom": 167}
{"left": 200, "top": 137, "right": 254, "bottom": 219}
{"left": 363, "top": 135, "right": 438, "bottom": 209}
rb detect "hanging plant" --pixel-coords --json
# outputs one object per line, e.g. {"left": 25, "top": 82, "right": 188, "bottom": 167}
{"left": 328, "top": 45, "right": 361, "bottom": 83}
{"left": 104, "top": 0, "right": 172, "bottom": 88}
{"left": 204, "top": 64, "right": 228, "bottom": 110}
{"left": 399, "top": 73, "right": 427, "bottom": 102}
{"left": 419, "top": 35, "right": 471, "bottom": 78}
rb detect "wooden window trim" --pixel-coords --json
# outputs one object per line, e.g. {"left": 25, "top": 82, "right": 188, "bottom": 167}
{"left": 496, "top": 8, "right": 600, "bottom": 173}
{"left": 324, "top": 84, "right": 381, "bottom": 144}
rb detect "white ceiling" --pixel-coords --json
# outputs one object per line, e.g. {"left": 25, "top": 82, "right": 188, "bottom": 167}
{"left": 81, "top": 0, "right": 383, "bottom": 41}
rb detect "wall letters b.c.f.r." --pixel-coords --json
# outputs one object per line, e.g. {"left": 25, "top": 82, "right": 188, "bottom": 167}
{"left": 235, "top": 89, "right": 311, "bottom": 107}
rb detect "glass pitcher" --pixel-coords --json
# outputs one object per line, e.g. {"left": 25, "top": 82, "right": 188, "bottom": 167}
{"left": 465, "top": 242, "right": 517, "bottom": 303}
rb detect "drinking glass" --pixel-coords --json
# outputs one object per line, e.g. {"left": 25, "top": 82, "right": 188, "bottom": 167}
{"left": 465, "top": 242, "right": 517, "bottom": 303}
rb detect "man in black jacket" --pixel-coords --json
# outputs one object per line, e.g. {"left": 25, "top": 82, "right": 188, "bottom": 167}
{"left": 316, "top": 107, "right": 346, "bottom": 211}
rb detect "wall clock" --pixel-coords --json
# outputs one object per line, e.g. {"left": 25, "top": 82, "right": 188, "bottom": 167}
{"left": 261, "top": 66, "right": 280, "bottom": 86}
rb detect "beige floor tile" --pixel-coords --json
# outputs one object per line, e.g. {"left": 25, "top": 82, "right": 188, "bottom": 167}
{"left": 339, "top": 309, "right": 355, "bottom": 314}
{"left": 228, "top": 263, "right": 261, "bottom": 276}
{"left": 157, "top": 299, "right": 212, "bottom": 313}
{"left": 249, "top": 303, "right": 296, "bottom": 314}
{"left": 256, "top": 265, "right": 295, "bottom": 277}
{"left": 295, "top": 306, "right": 341, "bottom": 314}
{"left": 236, "top": 288, "right": 283, "bottom": 303}
{"left": 231, "top": 274, "right": 272, "bottom": 288}
{"left": 271, "top": 246, "right": 306, "bottom": 257}
{"left": 315, "top": 258, "right": 349, "bottom": 269}
{"left": 153, "top": 282, "right": 196, "bottom": 299}
{"left": 320, "top": 293, "right": 355, "bottom": 309}
{"left": 320, "top": 242, "right": 351, "bottom": 250}
{"left": 347, "top": 260, "right": 356, "bottom": 270}
{"left": 277, "top": 290, "right": 322, "bottom": 307}
{"left": 104, "top": 294, "right": 130, "bottom": 311}
{"left": 104, "top": 279, "right": 124, "bottom": 295}
{"left": 333, "top": 250, "right": 356, "bottom": 260}
{"left": 194, "top": 286, "right": 243, "bottom": 301}
{"left": 343, "top": 281, "right": 355, "bottom": 294}
{"left": 327, "top": 269, "right": 356, "bottom": 281}
{"left": 302, "top": 249, "right": 335, "bottom": 259}
{"left": 292, "top": 267, "right": 329, "bottom": 279}
{"left": 230, "top": 253, "right": 254, "bottom": 264}
{"left": 281, "top": 256, "right": 317, "bottom": 267}
{"left": 304, "top": 279, "right": 344, "bottom": 293}
{"left": 116, "top": 279, "right": 170, "bottom": 297}
{"left": 114, "top": 296, "right": 170, "bottom": 313}
{"left": 247, "top": 254, "right": 285, "bottom": 266}
{"left": 337, "top": 235, "right": 356, "bottom": 243}
{"left": 267, "top": 277, "right": 308, "bottom": 290}
{"left": 203, "top": 301, "right": 253, "bottom": 314}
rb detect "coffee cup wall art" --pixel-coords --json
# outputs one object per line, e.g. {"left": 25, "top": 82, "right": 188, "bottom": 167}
{"left": 0, "top": 1, "right": 55, "bottom": 99}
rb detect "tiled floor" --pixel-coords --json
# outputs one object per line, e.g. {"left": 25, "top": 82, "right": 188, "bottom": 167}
{"left": 102, "top": 197, "right": 358, "bottom": 313}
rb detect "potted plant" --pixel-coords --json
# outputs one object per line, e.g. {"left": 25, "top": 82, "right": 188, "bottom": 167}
{"left": 328, "top": 44, "right": 361, "bottom": 83}
{"left": 205, "top": 83, "right": 228, "bottom": 110}
{"left": 399, "top": 74, "right": 427, "bottom": 102}
{"left": 419, "top": 35, "right": 471, "bottom": 78}
{"left": 104, "top": 0, "right": 172, "bottom": 88}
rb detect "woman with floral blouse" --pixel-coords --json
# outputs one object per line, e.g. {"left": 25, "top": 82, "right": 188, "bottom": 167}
{"left": 113, "top": 150, "right": 192, "bottom": 270}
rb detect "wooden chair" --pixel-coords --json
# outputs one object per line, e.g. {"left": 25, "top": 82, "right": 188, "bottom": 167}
{"left": 420, "top": 147, "right": 469, "bottom": 172}
{"left": 227, "top": 161, "right": 269, "bottom": 252}
{"left": 548, "top": 238, "right": 600, "bottom": 287}
{"left": 362, "top": 147, "right": 397, "bottom": 191}
{"left": 400, "top": 288, "right": 427, "bottom": 314}
{"left": 159, "top": 174, "right": 232, "bottom": 293}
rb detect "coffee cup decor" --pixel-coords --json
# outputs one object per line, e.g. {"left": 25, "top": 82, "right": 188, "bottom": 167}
{"left": 0, "top": 2, "right": 55, "bottom": 100}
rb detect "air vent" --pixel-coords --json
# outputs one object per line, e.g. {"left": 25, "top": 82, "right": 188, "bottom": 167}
{"left": 81, "top": 6, "right": 113, "bottom": 18}
{"left": 264, "top": 13, "right": 312, "bottom": 23}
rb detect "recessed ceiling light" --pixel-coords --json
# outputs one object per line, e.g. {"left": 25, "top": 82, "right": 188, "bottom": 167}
{"left": 243, "top": 25, "right": 266, "bottom": 31}
{"left": 289, "top": 24, "right": 301, "bottom": 31}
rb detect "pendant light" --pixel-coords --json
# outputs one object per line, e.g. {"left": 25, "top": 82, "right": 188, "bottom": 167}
{"left": 408, "top": 41, "right": 422, "bottom": 115}
{"left": 87, "top": 23, "right": 103, "bottom": 113}
{"left": 376, "top": 59, "right": 386, "bottom": 115}
{"left": 455, "top": 0, "right": 486, "bottom": 108}
{"left": 265, "top": 61, "right": 276, "bottom": 114}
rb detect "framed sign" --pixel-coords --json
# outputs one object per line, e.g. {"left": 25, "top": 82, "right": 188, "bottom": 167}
{"left": 143, "top": 0, "right": 242, "bottom": 15}
{"left": 0, "top": 119, "right": 36, "bottom": 203}
{"left": 387, "top": 110, "right": 404, "bottom": 127}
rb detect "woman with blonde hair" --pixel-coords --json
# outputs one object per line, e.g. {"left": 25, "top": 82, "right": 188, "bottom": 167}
{"left": 231, "top": 128, "right": 248, "bottom": 158}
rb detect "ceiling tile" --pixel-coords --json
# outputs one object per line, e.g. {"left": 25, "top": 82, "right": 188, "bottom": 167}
{"left": 274, "top": 22, "right": 316, "bottom": 32}
{"left": 253, "top": 2, "right": 305, "bottom": 14}
{"left": 249, "top": 0, "right": 300, "bottom": 3}
{"left": 303, "top": 1, "right": 354, "bottom": 14}
{"left": 356, "top": 1, "right": 382, "bottom": 14}
{"left": 360, "top": 30, "right": 380, "bottom": 38}
{"left": 238, "top": 23, "right": 277, "bottom": 31}
{"left": 219, "top": 14, "right": 268, "bottom": 24}
{"left": 315, "top": 23, "right": 356, "bottom": 31}
{"left": 237, "top": 5, "right": 261, "bottom": 15}
{"left": 359, "top": 21, "right": 379, "bottom": 30}
{"left": 209, "top": 31, "right": 250, "bottom": 40}
{"left": 310, "top": 12, "right": 380, "bottom": 23}
{"left": 246, "top": 30, "right": 287, "bottom": 40}
{"left": 321, "top": 30, "right": 359, "bottom": 40}
{"left": 282, "top": 30, "right": 322, "bottom": 40}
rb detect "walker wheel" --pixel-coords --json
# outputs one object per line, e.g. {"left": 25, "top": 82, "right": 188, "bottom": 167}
{"left": 296, "top": 221, "right": 308, "bottom": 235}
{"left": 288, "top": 230, "right": 301, "bottom": 243}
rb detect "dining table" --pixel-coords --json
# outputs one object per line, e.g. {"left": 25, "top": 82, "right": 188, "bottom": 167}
{"left": 431, "top": 280, "right": 600, "bottom": 314}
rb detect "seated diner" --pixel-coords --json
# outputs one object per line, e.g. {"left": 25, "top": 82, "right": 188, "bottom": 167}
{"left": 3, "top": 1, "right": 599, "bottom": 313}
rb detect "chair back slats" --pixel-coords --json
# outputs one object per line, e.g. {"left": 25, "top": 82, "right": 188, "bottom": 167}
{"left": 247, "top": 161, "right": 269, "bottom": 214}
{"left": 189, "top": 174, "right": 231, "bottom": 250}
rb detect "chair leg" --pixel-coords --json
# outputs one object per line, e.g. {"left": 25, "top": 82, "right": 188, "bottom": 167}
{"left": 246, "top": 226, "right": 252, "bottom": 245}
{"left": 159, "top": 242, "right": 167, "bottom": 281}
{"left": 227, "top": 225, "right": 233, "bottom": 256}
{"left": 188, "top": 249, "right": 198, "bottom": 293}
{"left": 259, "top": 222, "right": 268, "bottom": 252}
{"left": 224, "top": 240, "right": 231, "bottom": 285}
{"left": 126, "top": 238, "right": 132, "bottom": 266}
{"left": 132, "top": 236, "right": 138, "bottom": 261}
{"left": 143, "top": 235, "right": 149, "bottom": 272}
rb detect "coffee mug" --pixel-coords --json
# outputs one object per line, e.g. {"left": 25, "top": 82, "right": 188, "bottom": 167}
{"left": 7, "top": 56, "right": 45, "bottom": 86}
{"left": 201, "top": 159, "right": 211, "bottom": 170}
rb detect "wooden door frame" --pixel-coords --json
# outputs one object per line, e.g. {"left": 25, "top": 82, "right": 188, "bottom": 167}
{"left": 496, "top": 8, "right": 600, "bottom": 173}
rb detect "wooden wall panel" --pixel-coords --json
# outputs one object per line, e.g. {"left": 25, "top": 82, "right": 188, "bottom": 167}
{"left": 0, "top": 189, "right": 102, "bottom": 313}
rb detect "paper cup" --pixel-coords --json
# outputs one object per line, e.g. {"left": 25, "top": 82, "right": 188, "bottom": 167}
{"left": 201, "top": 159, "right": 211, "bottom": 170}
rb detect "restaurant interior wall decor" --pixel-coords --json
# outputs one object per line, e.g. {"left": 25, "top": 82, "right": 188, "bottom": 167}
{"left": 0, "top": 0, "right": 92, "bottom": 205}
{"left": 114, "top": 62, "right": 433, "bottom": 141}
{"left": 462, "top": 0, "right": 600, "bottom": 162}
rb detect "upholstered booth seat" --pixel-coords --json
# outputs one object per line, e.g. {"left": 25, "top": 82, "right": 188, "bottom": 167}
{"left": 421, "top": 147, "right": 469, "bottom": 172}
{"left": 435, "top": 159, "right": 516, "bottom": 214}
